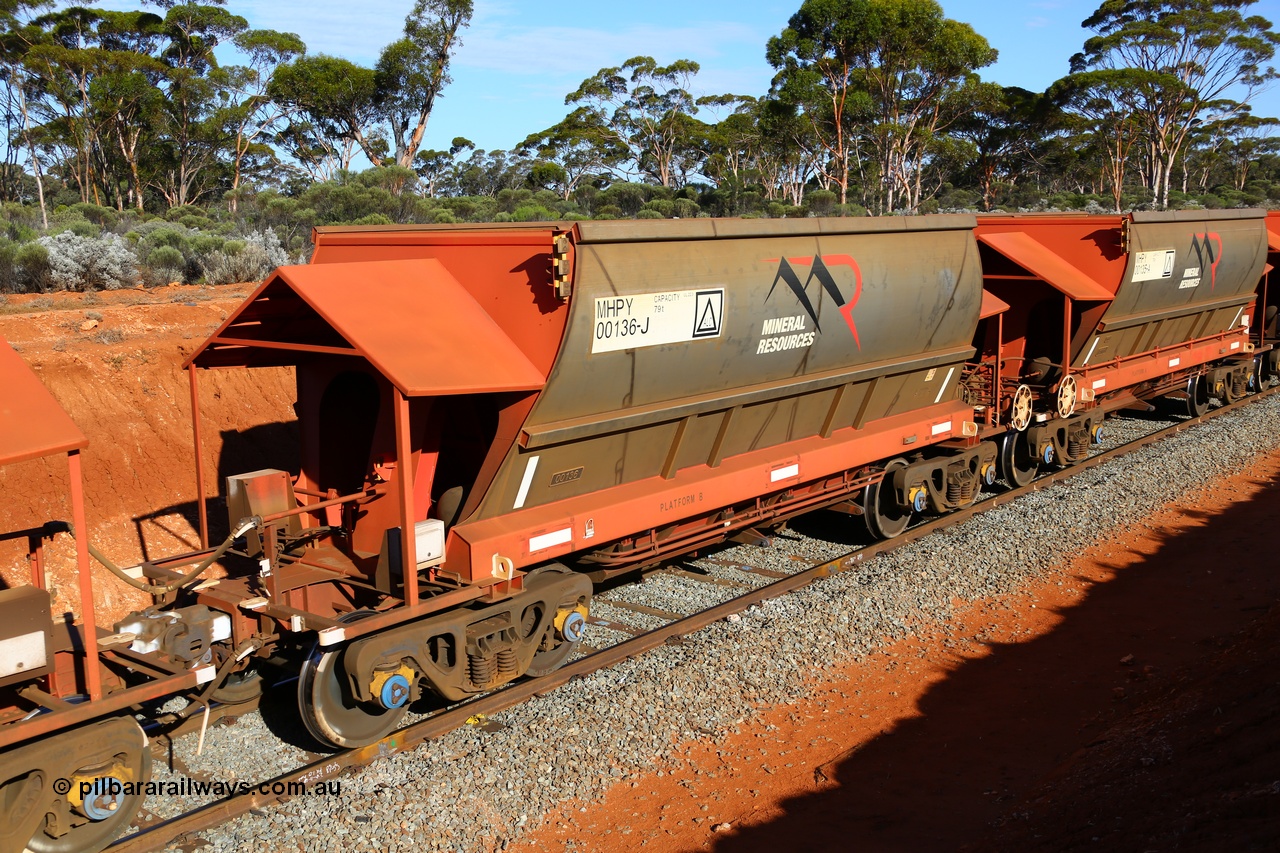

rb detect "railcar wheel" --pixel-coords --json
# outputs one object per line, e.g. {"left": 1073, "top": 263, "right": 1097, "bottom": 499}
{"left": 997, "top": 430, "right": 1038, "bottom": 488}
{"left": 1185, "top": 374, "right": 1210, "bottom": 417}
{"left": 1007, "top": 384, "right": 1033, "bottom": 431}
{"left": 20, "top": 718, "right": 151, "bottom": 853}
{"left": 862, "top": 458, "right": 912, "bottom": 540}
{"left": 298, "top": 611, "right": 407, "bottom": 750}
{"left": 1252, "top": 355, "right": 1268, "bottom": 391}
{"left": 522, "top": 566, "right": 592, "bottom": 678}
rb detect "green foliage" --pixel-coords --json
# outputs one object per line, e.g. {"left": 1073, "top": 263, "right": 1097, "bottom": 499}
{"left": 147, "top": 245, "right": 185, "bottom": 270}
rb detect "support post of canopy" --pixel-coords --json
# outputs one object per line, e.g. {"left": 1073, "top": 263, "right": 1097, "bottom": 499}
{"left": 189, "top": 363, "right": 208, "bottom": 549}
{"left": 69, "top": 449, "right": 101, "bottom": 700}
{"left": 394, "top": 388, "right": 419, "bottom": 607}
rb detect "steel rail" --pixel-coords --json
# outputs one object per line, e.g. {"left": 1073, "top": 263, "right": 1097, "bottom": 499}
{"left": 106, "top": 385, "right": 1280, "bottom": 852}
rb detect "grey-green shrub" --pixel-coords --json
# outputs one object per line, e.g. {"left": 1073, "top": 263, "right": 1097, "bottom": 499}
{"left": 38, "top": 232, "right": 138, "bottom": 290}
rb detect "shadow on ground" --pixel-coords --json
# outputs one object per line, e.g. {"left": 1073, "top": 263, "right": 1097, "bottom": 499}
{"left": 714, "top": 468, "right": 1280, "bottom": 852}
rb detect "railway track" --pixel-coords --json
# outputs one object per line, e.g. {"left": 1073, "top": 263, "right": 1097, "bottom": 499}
{"left": 107, "top": 385, "right": 1279, "bottom": 852}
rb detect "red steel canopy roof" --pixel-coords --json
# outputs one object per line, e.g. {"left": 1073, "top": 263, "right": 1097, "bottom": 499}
{"left": 979, "top": 290, "right": 1011, "bottom": 319}
{"left": 188, "top": 258, "right": 546, "bottom": 396}
{"left": 0, "top": 338, "right": 87, "bottom": 466}
{"left": 976, "top": 229, "right": 1116, "bottom": 302}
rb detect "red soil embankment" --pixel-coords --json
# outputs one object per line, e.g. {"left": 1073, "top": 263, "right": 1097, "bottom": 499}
{"left": 0, "top": 286, "right": 296, "bottom": 622}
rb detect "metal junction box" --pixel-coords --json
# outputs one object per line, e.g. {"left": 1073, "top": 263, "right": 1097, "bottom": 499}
{"left": 0, "top": 586, "right": 54, "bottom": 688}
{"left": 226, "top": 469, "right": 301, "bottom": 557}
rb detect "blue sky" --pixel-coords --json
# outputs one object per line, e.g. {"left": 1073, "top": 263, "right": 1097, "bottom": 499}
{"left": 150, "top": 1, "right": 1280, "bottom": 154}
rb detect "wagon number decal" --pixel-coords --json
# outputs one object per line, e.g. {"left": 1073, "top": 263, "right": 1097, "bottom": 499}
{"left": 591, "top": 289, "right": 724, "bottom": 353}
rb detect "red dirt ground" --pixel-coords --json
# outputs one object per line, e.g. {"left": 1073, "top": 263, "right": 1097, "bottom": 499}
{"left": 525, "top": 452, "right": 1280, "bottom": 852}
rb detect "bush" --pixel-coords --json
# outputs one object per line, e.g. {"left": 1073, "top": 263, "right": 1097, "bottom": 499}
{"left": 38, "top": 231, "right": 138, "bottom": 291}
{"left": 673, "top": 198, "right": 700, "bottom": 219}
{"left": 146, "top": 245, "right": 186, "bottom": 283}
{"left": 200, "top": 229, "right": 289, "bottom": 284}
{"left": 511, "top": 204, "right": 555, "bottom": 222}
{"left": 0, "top": 238, "right": 17, "bottom": 293}
{"left": 805, "top": 189, "right": 838, "bottom": 216}
{"left": 635, "top": 209, "right": 663, "bottom": 219}
{"left": 15, "top": 241, "right": 51, "bottom": 292}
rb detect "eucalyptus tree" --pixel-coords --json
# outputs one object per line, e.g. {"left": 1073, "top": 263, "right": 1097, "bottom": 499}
{"left": 519, "top": 108, "right": 628, "bottom": 199}
{"left": 0, "top": 0, "right": 55, "bottom": 219}
{"left": 951, "top": 85, "right": 1046, "bottom": 211}
{"left": 269, "top": 54, "right": 381, "bottom": 168}
{"left": 221, "top": 28, "right": 305, "bottom": 211}
{"left": 1049, "top": 71, "right": 1144, "bottom": 211}
{"left": 374, "top": 0, "right": 472, "bottom": 168}
{"left": 1071, "top": 0, "right": 1279, "bottom": 210}
{"left": 768, "top": 0, "right": 996, "bottom": 213}
{"left": 147, "top": 0, "right": 251, "bottom": 207}
{"left": 269, "top": 0, "right": 471, "bottom": 179}
{"left": 566, "top": 56, "right": 706, "bottom": 188}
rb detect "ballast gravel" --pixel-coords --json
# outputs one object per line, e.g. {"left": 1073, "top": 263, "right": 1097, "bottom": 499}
{"left": 161, "top": 394, "right": 1280, "bottom": 852}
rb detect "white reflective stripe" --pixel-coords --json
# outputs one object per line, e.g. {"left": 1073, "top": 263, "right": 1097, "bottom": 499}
{"left": 930, "top": 420, "right": 952, "bottom": 436}
{"left": 933, "top": 367, "right": 955, "bottom": 404}
{"left": 1083, "top": 337, "right": 1100, "bottom": 365}
{"left": 1231, "top": 341, "right": 1240, "bottom": 350}
{"left": 514, "top": 455, "right": 540, "bottom": 509}
{"left": 1230, "top": 307, "right": 1243, "bottom": 329}
{"left": 530, "top": 527, "right": 573, "bottom": 552}
{"left": 770, "top": 463, "right": 799, "bottom": 482}
{"left": 1092, "top": 378, "right": 1107, "bottom": 390}
{"left": 1168, "top": 357, "right": 1181, "bottom": 367}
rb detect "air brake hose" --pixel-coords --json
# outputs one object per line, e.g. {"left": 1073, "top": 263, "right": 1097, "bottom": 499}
{"left": 71, "top": 517, "right": 259, "bottom": 595}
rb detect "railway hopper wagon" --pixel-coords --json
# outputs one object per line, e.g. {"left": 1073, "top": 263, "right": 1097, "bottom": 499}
{"left": 0, "top": 339, "right": 218, "bottom": 853}
{"left": 968, "top": 210, "right": 1271, "bottom": 486}
{"left": 166, "top": 215, "right": 993, "bottom": 748}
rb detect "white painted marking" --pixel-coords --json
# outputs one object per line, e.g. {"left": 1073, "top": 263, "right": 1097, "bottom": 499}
{"left": 1092, "top": 378, "right": 1107, "bottom": 390}
{"left": 1231, "top": 307, "right": 1243, "bottom": 328}
{"left": 514, "top": 455, "right": 540, "bottom": 509}
{"left": 933, "top": 367, "right": 955, "bottom": 404}
{"left": 1083, "top": 338, "right": 1100, "bottom": 365}
{"left": 0, "top": 631, "right": 46, "bottom": 678}
{"left": 931, "top": 420, "right": 952, "bottom": 436}
{"left": 318, "top": 626, "right": 346, "bottom": 647}
{"left": 1131, "top": 249, "right": 1176, "bottom": 281}
{"left": 592, "top": 288, "right": 725, "bottom": 353}
{"left": 1231, "top": 341, "right": 1240, "bottom": 350}
{"left": 1168, "top": 357, "right": 1181, "bottom": 368}
{"left": 770, "top": 463, "right": 799, "bottom": 482}
{"left": 1243, "top": 315, "right": 1251, "bottom": 328}
{"left": 530, "top": 527, "right": 573, "bottom": 552}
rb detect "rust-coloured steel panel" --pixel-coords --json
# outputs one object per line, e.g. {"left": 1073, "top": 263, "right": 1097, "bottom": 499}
{"left": 189, "top": 259, "right": 545, "bottom": 395}
{"left": 976, "top": 229, "right": 1116, "bottom": 301}
{"left": 0, "top": 338, "right": 87, "bottom": 466}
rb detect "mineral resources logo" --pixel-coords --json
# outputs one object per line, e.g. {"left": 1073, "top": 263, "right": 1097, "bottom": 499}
{"left": 761, "top": 254, "right": 863, "bottom": 352}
